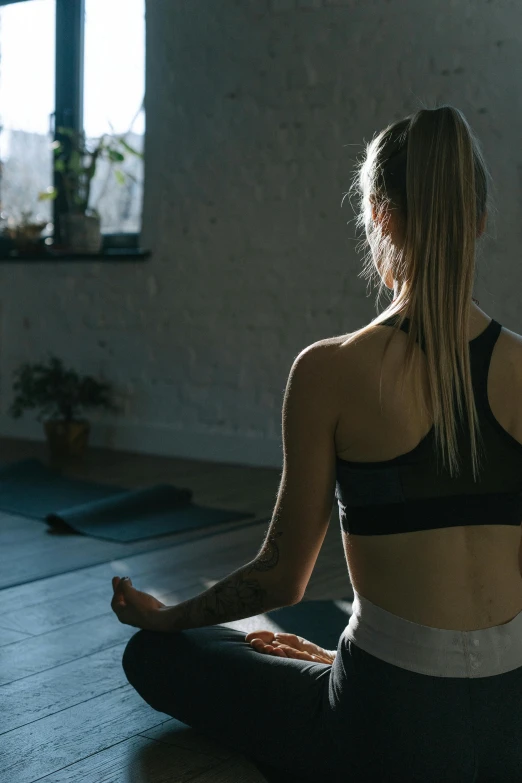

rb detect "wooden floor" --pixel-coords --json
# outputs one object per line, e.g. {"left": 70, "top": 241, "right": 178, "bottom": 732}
{"left": 0, "top": 437, "right": 353, "bottom": 783}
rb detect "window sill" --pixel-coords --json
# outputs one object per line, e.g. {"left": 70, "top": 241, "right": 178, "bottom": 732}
{"left": 0, "top": 248, "right": 151, "bottom": 262}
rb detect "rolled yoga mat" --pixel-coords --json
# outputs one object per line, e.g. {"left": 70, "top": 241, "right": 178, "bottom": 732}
{"left": 0, "top": 458, "right": 257, "bottom": 542}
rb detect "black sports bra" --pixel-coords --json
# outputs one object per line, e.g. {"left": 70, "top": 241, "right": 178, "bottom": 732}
{"left": 335, "top": 314, "right": 522, "bottom": 535}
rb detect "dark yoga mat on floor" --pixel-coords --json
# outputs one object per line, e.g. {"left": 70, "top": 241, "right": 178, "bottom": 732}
{"left": 0, "top": 458, "right": 257, "bottom": 542}
{"left": 266, "top": 597, "right": 352, "bottom": 651}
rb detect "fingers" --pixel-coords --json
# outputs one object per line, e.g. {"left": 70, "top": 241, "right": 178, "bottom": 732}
{"left": 112, "top": 576, "right": 120, "bottom": 591}
{"left": 276, "top": 645, "right": 330, "bottom": 663}
{"left": 272, "top": 644, "right": 309, "bottom": 660}
{"left": 252, "top": 640, "right": 331, "bottom": 663}
{"left": 111, "top": 593, "right": 125, "bottom": 612}
{"left": 113, "top": 576, "right": 132, "bottom": 588}
{"left": 247, "top": 637, "right": 289, "bottom": 657}
{"left": 266, "top": 646, "right": 288, "bottom": 657}
{"left": 248, "top": 638, "right": 274, "bottom": 654}
{"left": 244, "top": 630, "right": 332, "bottom": 663}
{"left": 273, "top": 632, "right": 301, "bottom": 646}
{"left": 272, "top": 633, "right": 323, "bottom": 657}
{"left": 245, "top": 630, "right": 275, "bottom": 643}
{"left": 254, "top": 641, "right": 288, "bottom": 657}
{"left": 248, "top": 637, "right": 309, "bottom": 660}
{"left": 112, "top": 576, "right": 133, "bottom": 607}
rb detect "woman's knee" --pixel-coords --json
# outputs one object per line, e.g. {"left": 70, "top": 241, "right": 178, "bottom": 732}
{"left": 122, "top": 628, "right": 199, "bottom": 717}
{"left": 121, "top": 628, "right": 192, "bottom": 688}
{"left": 122, "top": 629, "right": 180, "bottom": 709}
{"left": 122, "top": 629, "right": 157, "bottom": 685}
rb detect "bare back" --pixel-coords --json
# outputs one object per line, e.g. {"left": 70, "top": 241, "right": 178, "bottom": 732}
{"left": 332, "top": 306, "right": 522, "bottom": 631}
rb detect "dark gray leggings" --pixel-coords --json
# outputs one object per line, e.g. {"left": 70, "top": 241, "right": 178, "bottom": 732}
{"left": 122, "top": 622, "right": 522, "bottom": 782}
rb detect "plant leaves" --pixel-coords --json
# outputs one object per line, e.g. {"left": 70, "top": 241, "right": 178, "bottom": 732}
{"left": 8, "top": 354, "right": 121, "bottom": 422}
{"left": 37, "top": 187, "right": 58, "bottom": 201}
{"left": 118, "top": 138, "right": 142, "bottom": 157}
{"left": 107, "top": 149, "right": 125, "bottom": 163}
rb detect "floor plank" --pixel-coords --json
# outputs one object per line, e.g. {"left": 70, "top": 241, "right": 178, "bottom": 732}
{"left": 80, "top": 520, "right": 280, "bottom": 584}
{"left": 0, "top": 514, "right": 269, "bottom": 590}
{"left": 0, "top": 613, "right": 135, "bottom": 686}
{"left": 0, "top": 685, "right": 172, "bottom": 783}
{"left": 0, "top": 625, "right": 32, "bottom": 646}
{"left": 1, "top": 643, "right": 131, "bottom": 735}
{"left": 0, "top": 576, "right": 202, "bottom": 637}
{"left": 34, "top": 734, "right": 222, "bottom": 783}
{"left": 0, "top": 566, "right": 111, "bottom": 616}
{"left": 0, "top": 514, "right": 50, "bottom": 546}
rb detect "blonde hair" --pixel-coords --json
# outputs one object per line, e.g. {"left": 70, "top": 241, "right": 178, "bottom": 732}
{"left": 346, "top": 104, "right": 493, "bottom": 482}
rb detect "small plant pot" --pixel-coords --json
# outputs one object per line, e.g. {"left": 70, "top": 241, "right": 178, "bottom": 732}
{"left": 7, "top": 222, "right": 47, "bottom": 253}
{"left": 44, "top": 419, "right": 90, "bottom": 459}
{"left": 60, "top": 213, "right": 102, "bottom": 254}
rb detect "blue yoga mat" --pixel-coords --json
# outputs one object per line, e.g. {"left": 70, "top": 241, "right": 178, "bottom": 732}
{"left": 0, "top": 458, "right": 257, "bottom": 542}
{"left": 266, "top": 597, "right": 352, "bottom": 651}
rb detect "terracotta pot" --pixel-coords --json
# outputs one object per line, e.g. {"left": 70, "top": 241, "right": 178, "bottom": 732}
{"left": 43, "top": 419, "right": 90, "bottom": 459}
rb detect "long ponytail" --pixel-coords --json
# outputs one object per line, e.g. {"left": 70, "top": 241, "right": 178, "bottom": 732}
{"left": 347, "top": 104, "right": 492, "bottom": 482}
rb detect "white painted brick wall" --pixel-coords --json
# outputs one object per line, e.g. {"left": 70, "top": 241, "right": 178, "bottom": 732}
{"left": 0, "top": 0, "right": 519, "bottom": 468}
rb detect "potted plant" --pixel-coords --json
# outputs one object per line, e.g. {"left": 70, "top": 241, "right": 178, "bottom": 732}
{"left": 9, "top": 355, "right": 122, "bottom": 459}
{"left": 38, "top": 126, "right": 142, "bottom": 253}
{"left": 5, "top": 210, "right": 49, "bottom": 253}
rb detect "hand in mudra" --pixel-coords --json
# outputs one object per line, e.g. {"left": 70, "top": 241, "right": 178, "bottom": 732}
{"left": 111, "top": 576, "right": 166, "bottom": 630}
{"left": 245, "top": 630, "right": 335, "bottom": 664}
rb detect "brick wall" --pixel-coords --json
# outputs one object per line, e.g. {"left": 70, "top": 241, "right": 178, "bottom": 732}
{"left": 0, "top": 0, "right": 517, "bottom": 468}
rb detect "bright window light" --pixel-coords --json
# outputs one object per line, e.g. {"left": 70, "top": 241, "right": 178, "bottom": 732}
{"left": 0, "top": 0, "right": 56, "bottom": 225}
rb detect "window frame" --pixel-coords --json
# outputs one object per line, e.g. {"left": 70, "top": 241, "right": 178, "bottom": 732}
{"left": 0, "top": 0, "right": 142, "bottom": 249}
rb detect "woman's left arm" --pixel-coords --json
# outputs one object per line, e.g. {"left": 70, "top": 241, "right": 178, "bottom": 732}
{"left": 153, "top": 556, "right": 299, "bottom": 632}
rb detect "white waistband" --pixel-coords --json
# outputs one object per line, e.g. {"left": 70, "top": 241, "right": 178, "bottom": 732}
{"left": 342, "top": 589, "right": 522, "bottom": 678}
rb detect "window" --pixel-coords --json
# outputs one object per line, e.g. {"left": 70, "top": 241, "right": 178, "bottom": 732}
{"left": 0, "top": 0, "right": 56, "bottom": 231}
{"left": 83, "top": 0, "right": 145, "bottom": 234}
{"left": 0, "top": 0, "right": 145, "bottom": 249}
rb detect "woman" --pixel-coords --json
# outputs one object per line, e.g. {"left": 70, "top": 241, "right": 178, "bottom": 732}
{"left": 112, "top": 105, "right": 522, "bottom": 782}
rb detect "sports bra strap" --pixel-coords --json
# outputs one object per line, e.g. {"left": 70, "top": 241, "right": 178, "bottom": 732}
{"left": 378, "top": 313, "right": 503, "bottom": 418}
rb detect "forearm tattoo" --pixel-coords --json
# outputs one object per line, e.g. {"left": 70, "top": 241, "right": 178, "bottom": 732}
{"left": 252, "top": 527, "right": 283, "bottom": 571}
{"left": 171, "top": 526, "right": 285, "bottom": 631}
